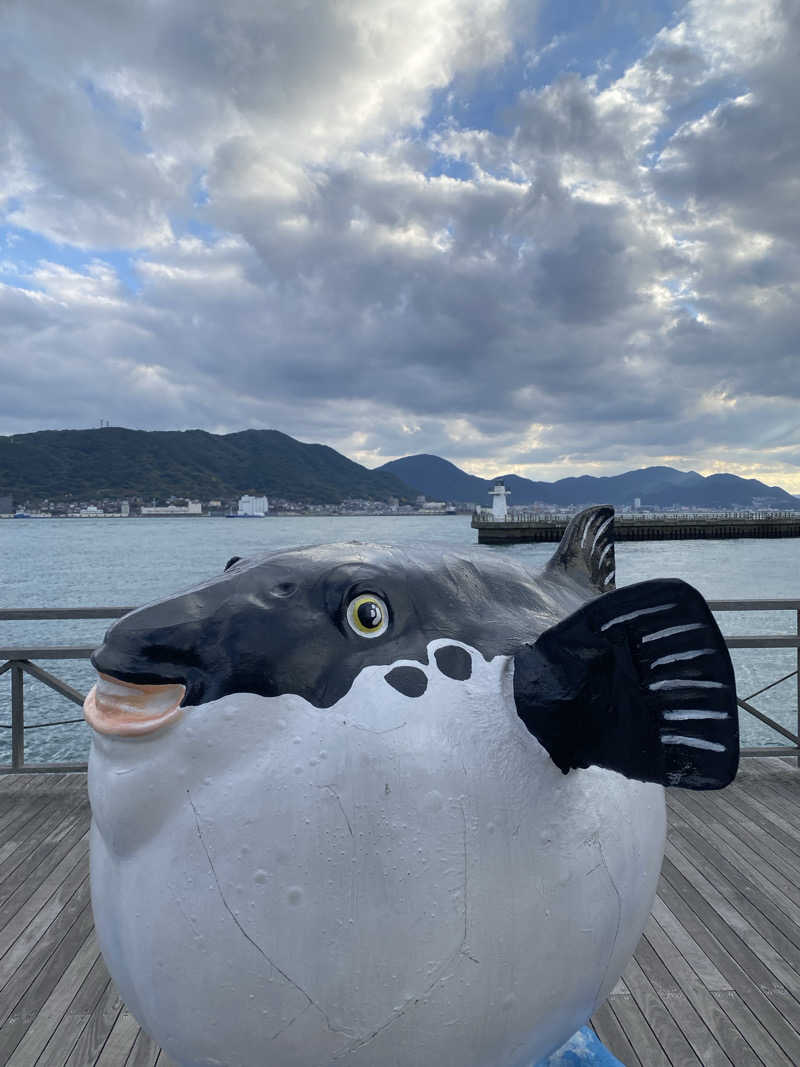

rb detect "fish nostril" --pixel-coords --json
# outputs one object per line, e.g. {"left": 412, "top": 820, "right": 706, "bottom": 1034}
{"left": 271, "top": 582, "right": 298, "bottom": 598}
{"left": 434, "top": 645, "right": 472, "bottom": 681}
{"left": 385, "top": 666, "right": 428, "bottom": 698}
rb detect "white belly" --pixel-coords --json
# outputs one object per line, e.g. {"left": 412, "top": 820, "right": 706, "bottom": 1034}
{"left": 89, "top": 640, "right": 665, "bottom": 1067}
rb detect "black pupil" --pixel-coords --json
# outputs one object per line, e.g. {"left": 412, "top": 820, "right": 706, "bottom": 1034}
{"left": 357, "top": 601, "right": 382, "bottom": 629}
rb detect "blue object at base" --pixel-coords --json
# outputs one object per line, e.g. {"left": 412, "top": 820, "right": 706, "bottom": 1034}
{"left": 534, "top": 1026, "right": 625, "bottom": 1066}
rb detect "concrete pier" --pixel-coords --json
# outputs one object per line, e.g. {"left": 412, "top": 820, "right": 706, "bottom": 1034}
{"left": 472, "top": 512, "right": 800, "bottom": 544}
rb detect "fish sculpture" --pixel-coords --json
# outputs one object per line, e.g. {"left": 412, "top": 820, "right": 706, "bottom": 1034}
{"left": 84, "top": 506, "right": 738, "bottom": 1067}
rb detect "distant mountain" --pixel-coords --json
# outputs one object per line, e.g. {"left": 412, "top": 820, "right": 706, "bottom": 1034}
{"left": 377, "top": 455, "right": 799, "bottom": 510}
{"left": 0, "top": 428, "right": 414, "bottom": 505}
{"left": 376, "top": 455, "right": 489, "bottom": 504}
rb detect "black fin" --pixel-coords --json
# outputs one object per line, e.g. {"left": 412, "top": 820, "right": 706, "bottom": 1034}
{"left": 513, "top": 578, "right": 738, "bottom": 789}
{"left": 545, "top": 505, "right": 615, "bottom": 592}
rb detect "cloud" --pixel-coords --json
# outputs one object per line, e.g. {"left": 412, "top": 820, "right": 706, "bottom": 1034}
{"left": 2, "top": 0, "right": 800, "bottom": 491}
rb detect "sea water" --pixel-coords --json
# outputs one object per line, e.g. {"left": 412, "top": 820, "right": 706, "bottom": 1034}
{"left": 2, "top": 515, "right": 799, "bottom": 763}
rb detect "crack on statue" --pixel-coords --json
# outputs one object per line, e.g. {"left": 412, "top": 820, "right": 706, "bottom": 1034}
{"left": 591, "top": 835, "right": 622, "bottom": 1014}
{"left": 270, "top": 1002, "right": 312, "bottom": 1041}
{"left": 336, "top": 797, "right": 472, "bottom": 1058}
{"left": 459, "top": 797, "right": 469, "bottom": 947}
{"left": 187, "top": 790, "right": 347, "bottom": 1037}
{"left": 318, "top": 784, "right": 354, "bottom": 838}
{"left": 345, "top": 720, "right": 407, "bottom": 735}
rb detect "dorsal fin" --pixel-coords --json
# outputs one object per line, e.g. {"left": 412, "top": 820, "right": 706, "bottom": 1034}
{"left": 545, "top": 505, "right": 615, "bottom": 593}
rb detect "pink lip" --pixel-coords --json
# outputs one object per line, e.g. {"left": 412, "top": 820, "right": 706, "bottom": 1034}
{"left": 84, "top": 672, "right": 186, "bottom": 737}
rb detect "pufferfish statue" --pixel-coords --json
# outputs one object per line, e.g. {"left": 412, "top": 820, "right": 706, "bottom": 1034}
{"left": 84, "top": 506, "right": 738, "bottom": 1067}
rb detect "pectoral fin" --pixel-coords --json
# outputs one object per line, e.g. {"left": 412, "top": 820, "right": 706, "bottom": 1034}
{"left": 513, "top": 579, "right": 739, "bottom": 789}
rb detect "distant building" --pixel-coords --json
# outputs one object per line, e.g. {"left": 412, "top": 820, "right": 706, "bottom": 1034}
{"left": 120, "top": 501, "right": 130, "bottom": 517}
{"left": 141, "top": 501, "right": 203, "bottom": 516}
{"left": 422, "top": 501, "right": 447, "bottom": 513}
{"left": 80, "top": 505, "right": 103, "bottom": 517}
{"left": 238, "top": 495, "right": 269, "bottom": 517}
{"left": 634, "top": 497, "right": 641, "bottom": 509}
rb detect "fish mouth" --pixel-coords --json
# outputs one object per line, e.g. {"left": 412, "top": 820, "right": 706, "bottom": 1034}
{"left": 84, "top": 673, "right": 186, "bottom": 737}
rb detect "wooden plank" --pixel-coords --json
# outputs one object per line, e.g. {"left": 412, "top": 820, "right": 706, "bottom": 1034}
{"left": 720, "top": 782, "right": 800, "bottom": 857}
{"left": 124, "top": 1028, "right": 160, "bottom": 1067}
{"left": 0, "top": 810, "right": 90, "bottom": 915}
{"left": 0, "top": 883, "right": 91, "bottom": 1025}
{"left": 0, "top": 844, "right": 89, "bottom": 974}
{"left": 0, "top": 781, "right": 87, "bottom": 861}
{"left": 643, "top": 913, "right": 761, "bottom": 1064}
{"left": 35, "top": 1011, "right": 93, "bottom": 1067}
{"left": 664, "top": 838, "right": 800, "bottom": 993}
{"left": 4, "top": 931, "right": 99, "bottom": 1066}
{"left": 0, "top": 775, "right": 69, "bottom": 830}
{"left": 591, "top": 999, "right": 642, "bottom": 1066}
{"left": 649, "top": 897, "right": 732, "bottom": 993}
{"left": 63, "top": 978, "right": 123, "bottom": 1067}
{"left": 621, "top": 956, "right": 703, "bottom": 1065}
{"left": 0, "top": 837, "right": 89, "bottom": 960}
{"left": 608, "top": 991, "right": 671, "bottom": 1066}
{"left": 37, "top": 963, "right": 112, "bottom": 1065}
{"left": 658, "top": 867, "right": 800, "bottom": 1063}
{"left": 659, "top": 853, "right": 789, "bottom": 991}
{"left": 68, "top": 956, "right": 112, "bottom": 1015}
{"left": 677, "top": 787, "right": 800, "bottom": 891}
{"left": 0, "top": 797, "right": 87, "bottom": 891}
{"left": 667, "top": 827, "right": 800, "bottom": 966}
{"left": 713, "top": 989, "right": 797, "bottom": 1066}
{"left": 0, "top": 902, "right": 95, "bottom": 1060}
{"left": 95, "top": 1009, "right": 141, "bottom": 1066}
{"left": 669, "top": 790, "right": 800, "bottom": 909}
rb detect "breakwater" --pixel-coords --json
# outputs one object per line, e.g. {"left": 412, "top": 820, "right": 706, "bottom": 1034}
{"left": 472, "top": 512, "right": 800, "bottom": 544}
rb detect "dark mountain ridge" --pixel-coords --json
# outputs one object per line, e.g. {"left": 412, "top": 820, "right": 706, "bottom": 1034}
{"left": 378, "top": 454, "right": 798, "bottom": 509}
{"left": 0, "top": 427, "right": 412, "bottom": 505}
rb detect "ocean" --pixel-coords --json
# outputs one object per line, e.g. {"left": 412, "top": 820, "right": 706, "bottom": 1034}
{"left": 2, "top": 515, "right": 799, "bottom": 763}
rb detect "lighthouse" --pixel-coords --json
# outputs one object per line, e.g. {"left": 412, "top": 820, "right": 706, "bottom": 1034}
{"left": 489, "top": 479, "right": 510, "bottom": 519}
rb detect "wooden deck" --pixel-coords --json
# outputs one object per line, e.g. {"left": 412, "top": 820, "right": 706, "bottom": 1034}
{"left": 2, "top": 760, "right": 800, "bottom": 1066}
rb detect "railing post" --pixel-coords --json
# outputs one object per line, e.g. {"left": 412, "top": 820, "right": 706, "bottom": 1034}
{"left": 11, "top": 663, "right": 24, "bottom": 770}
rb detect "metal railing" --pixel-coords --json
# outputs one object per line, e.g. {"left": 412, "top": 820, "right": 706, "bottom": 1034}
{"left": 2, "top": 602, "right": 800, "bottom": 771}
{"left": 706, "top": 600, "right": 800, "bottom": 760}
{"left": 0, "top": 608, "right": 132, "bottom": 773}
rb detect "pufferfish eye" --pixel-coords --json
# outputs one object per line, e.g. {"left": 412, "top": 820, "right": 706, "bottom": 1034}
{"left": 346, "top": 593, "right": 389, "bottom": 638}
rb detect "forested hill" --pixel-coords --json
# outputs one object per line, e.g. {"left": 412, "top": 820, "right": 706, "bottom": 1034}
{"left": 0, "top": 428, "right": 413, "bottom": 504}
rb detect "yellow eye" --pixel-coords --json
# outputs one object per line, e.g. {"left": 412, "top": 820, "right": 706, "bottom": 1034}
{"left": 346, "top": 594, "right": 389, "bottom": 638}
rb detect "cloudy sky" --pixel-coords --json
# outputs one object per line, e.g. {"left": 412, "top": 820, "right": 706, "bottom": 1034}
{"left": 2, "top": 1, "right": 799, "bottom": 487}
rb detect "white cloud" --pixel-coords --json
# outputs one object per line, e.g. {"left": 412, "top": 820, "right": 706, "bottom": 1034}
{"left": 2, "top": 0, "right": 800, "bottom": 489}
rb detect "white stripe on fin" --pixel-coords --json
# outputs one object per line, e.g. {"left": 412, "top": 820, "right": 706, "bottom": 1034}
{"left": 598, "top": 543, "right": 613, "bottom": 567}
{"left": 649, "top": 679, "right": 726, "bottom": 690}
{"left": 580, "top": 521, "right": 591, "bottom": 548}
{"left": 600, "top": 603, "right": 676, "bottom": 631}
{"left": 642, "top": 623, "right": 704, "bottom": 644}
{"left": 651, "top": 649, "right": 716, "bottom": 668}
{"left": 591, "top": 516, "right": 612, "bottom": 554}
{"left": 662, "top": 735, "right": 726, "bottom": 752}
{"left": 664, "top": 710, "right": 729, "bottom": 721}
{"left": 604, "top": 570, "right": 615, "bottom": 586}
